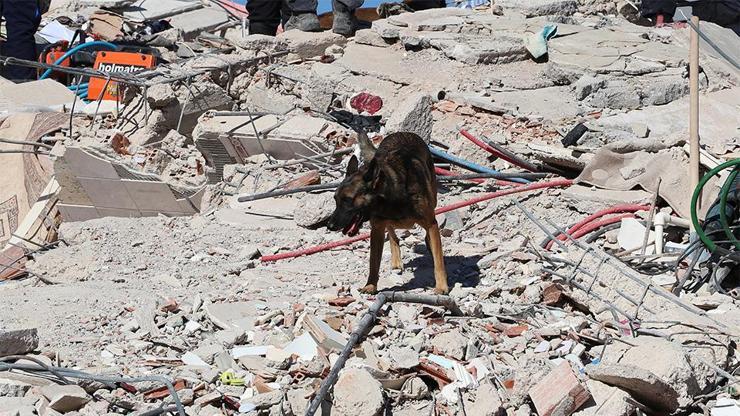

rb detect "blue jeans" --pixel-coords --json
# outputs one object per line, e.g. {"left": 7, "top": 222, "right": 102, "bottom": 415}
{"left": 1, "top": 0, "right": 41, "bottom": 81}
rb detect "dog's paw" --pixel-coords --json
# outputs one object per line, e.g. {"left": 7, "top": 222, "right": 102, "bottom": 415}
{"left": 432, "top": 286, "right": 449, "bottom": 295}
{"left": 390, "top": 261, "right": 403, "bottom": 271}
{"left": 360, "top": 284, "right": 378, "bottom": 294}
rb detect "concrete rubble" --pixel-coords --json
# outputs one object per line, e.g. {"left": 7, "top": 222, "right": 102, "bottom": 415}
{"left": 1, "top": 1, "right": 740, "bottom": 416}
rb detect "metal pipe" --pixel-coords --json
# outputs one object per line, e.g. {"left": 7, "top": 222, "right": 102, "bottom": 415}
{"left": 305, "top": 292, "right": 462, "bottom": 416}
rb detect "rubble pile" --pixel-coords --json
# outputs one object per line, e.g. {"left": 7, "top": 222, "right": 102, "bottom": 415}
{"left": 1, "top": 0, "right": 740, "bottom": 416}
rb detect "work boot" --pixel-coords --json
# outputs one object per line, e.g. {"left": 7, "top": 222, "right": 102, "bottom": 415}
{"left": 332, "top": 0, "right": 358, "bottom": 37}
{"left": 284, "top": 13, "right": 321, "bottom": 32}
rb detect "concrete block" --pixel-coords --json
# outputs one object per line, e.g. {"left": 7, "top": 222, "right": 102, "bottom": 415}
{"left": 385, "top": 93, "right": 433, "bottom": 140}
{"left": 0, "top": 328, "right": 39, "bottom": 357}
{"left": 333, "top": 368, "right": 385, "bottom": 416}
{"left": 276, "top": 30, "right": 347, "bottom": 60}
{"left": 40, "top": 384, "right": 91, "bottom": 413}
{"left": 529, "top": 361, "right": 591, "bottom": 416}
{"left": 354, "top": 29, "right": 392, "bottom": 47}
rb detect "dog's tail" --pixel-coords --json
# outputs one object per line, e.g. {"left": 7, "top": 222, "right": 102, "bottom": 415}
{"left": 356, "top": 129, "right": 377, "bottom": 163}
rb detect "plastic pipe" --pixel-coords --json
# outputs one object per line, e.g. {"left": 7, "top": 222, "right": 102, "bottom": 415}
{"left": 261, "top": 178, "right": 573, "bottom": 262}
{"left": 67, "top": 83, "right": 89, "bottom": 90}
{"left": 459, "top": 129, "right": 539, "bottom": 172}
{"left": 428, "top": 146, "right": 529, "bottom": 184}
{"left": 39, "top": 41, "right": 117, "bottom": 80}
{"left": 545, "top": 204, "right": 650, "bottom": 250}
{"left": 654, "top": 212, "right": 692, "bottom": 254}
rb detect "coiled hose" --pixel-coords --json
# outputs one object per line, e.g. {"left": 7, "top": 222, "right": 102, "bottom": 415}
{"left": 690, "top": 158, "right": 740, "bottom": 261}
{"left": 39, "top": 41, "right": 117, "bottom": 80}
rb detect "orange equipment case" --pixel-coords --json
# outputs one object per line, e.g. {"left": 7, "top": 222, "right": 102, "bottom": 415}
{"left": 88, "top": 51, "right": 155, "bottom": 101}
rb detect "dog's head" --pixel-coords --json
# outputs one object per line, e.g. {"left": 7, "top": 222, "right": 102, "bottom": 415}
{"left": 326, "top": 155, "right": 384, "bottom": 236}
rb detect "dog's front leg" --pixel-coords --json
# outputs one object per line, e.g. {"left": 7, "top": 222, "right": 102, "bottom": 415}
{"left": 425, "top": 222, "right": 449, "bottom": 295}
{"left": 362, "top": 221, "right": 385, "bottom": 294}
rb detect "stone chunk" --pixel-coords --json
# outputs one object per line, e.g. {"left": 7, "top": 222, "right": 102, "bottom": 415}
{"left": 333, "top": 368, "right": 385, "bottom": 416}
{"left": 498, "top": 0, "right": 578, "bottom": 17}
{"left": 294, "top": 192, "right": 334, "bottom": 229}
{"left": 41, "top": 384, "right": 91, "bottom": 413}
{"left": 354, "top": 29, "right": 391, "bottom": 47}
{"left": 276, "top": 30, "right": 347, "bottom": 60}
{"left": 573, "top": 75, "right": 607, "bottom": 101}
{"left": 388, "top": 346, "right": 420, "bottom": 370}
{"left": 529, "top": 361, "right": 591, "bottom": 416}
{"left": 385, "top": 93, "right": 433, "bottom": 140}
{"left": 431, "top": 329, "right": 467, "bottom": 360}
{"left": 372, "top": 19, "right": 401, "bottom": 39}
{"left": 0, "top": 328, "right": 39, "bottom": 357}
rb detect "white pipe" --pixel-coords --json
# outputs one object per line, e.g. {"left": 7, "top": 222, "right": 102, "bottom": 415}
{"left": 654, "top": 213, "right": 691, "bottom": 254}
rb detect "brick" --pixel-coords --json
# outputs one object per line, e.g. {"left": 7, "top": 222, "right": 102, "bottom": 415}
{"left": 529, "top": 361, "right": 591, "bottom": 416}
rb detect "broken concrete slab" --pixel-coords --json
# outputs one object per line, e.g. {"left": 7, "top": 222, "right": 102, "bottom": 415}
{"left": 277, "top": 30, "right": 347, "bottom": 60}
{"left": 574, "top": 379, "right": 637, "bottom": 416}
{"left": 167, "top": 7, "right": 231, "bottom": 41}
{"left": 122, "top": 0, "right": 203, "bottom": 21}
{"left": 354, "top": 29, "right": 392, "bottom": 47}
{"left": 0, "top": 328, "right": 39, "bottom": 357}
{"left": 40, "top": 384, "right": 90, "bottom": 413}
{"left": 54, "top": 147, "right": 206, "bottom": 221}
{"left": 0, "top": 79, "right": 77, "bottom": 113}
{"left": 497, "top": 0, "right": 579, "bottom": 17}
{"left": 561, "top": 185, "right": 653, "bottom": 208}
{"left": 586, "top": 364, "right": 679, "bottom": 412}
{"left": 333, "top": 368, "right": 385, "bottom": 416}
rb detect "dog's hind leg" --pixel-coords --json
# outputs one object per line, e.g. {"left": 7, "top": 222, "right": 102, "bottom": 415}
{"left": 362, "top": 221, "right": 386, "bottom": 294}
{"left": 424, "top": 222, "right": 449, "bottom": 295}
{"left": 387, "top": 226, "right": 403, "bottom": 270}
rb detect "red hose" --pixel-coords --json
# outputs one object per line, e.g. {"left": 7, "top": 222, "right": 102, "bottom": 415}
{"left": 545, "top": 203, "right": 649, "bottom": 250}
{"left": 261, "top": 178, "right": 573, "bottom": 262}
{"left": 459, "top": 129, "right": 534, "bottom": 172}
{"left": 569, "top": 214, "right": 636, "bottom": 241}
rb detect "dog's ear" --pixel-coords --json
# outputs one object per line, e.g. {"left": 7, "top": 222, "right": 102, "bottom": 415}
{"left": 357, "top": 130, "right": 377, "bottom": 163}
{"left": 346, "top": 155, "right": 359, "bottom": 177}
{"left": 363, "top": 159, "right": 385, "bottom": 194}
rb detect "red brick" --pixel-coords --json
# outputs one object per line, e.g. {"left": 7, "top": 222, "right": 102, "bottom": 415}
{"left": 529, "top": 361, "right": 591, "bottom": 416}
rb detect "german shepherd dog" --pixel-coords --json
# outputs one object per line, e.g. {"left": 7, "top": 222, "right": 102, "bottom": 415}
{"left": 326, "top": 132, "right": 449, "bottom": 294}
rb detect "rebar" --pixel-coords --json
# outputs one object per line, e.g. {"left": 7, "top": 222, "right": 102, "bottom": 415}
{"left": 305, "top": 292, "right": 462, "bottom": 416}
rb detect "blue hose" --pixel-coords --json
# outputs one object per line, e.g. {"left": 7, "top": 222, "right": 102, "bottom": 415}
{"left": 40, "top": 41, "right": 117, "bottom": 80}
{"left": 429, "top": 146, "right": 530, "bottom": 184}
{"left": 68, "top": 83, "right": 89, "bottom": 91}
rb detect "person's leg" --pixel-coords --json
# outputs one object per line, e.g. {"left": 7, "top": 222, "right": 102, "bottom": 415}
{"left": 246, "top": 0, "right": 281, "bottom": 36}
{"left": 332, "top": 0, "right": 364, "bottom": 36}
{"left": 1, "top": 0, "right": 41, "bottom": 81}
{"left": 284, "top": 0, "right": 320, "bottom": 32}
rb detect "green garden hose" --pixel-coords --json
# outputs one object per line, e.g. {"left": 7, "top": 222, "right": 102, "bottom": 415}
{"left": 719, "top": 167, "right": 740, "bottom": 251}
{"left": 691, "top": 158, "right": 740, "bottom": 254}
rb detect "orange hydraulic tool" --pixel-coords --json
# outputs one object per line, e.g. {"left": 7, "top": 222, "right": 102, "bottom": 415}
{"left": 39, "top": 41, "right": 71, "bottom": 82}
{"left": 88, "top": 51, "right": 155, "bottom": 101}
